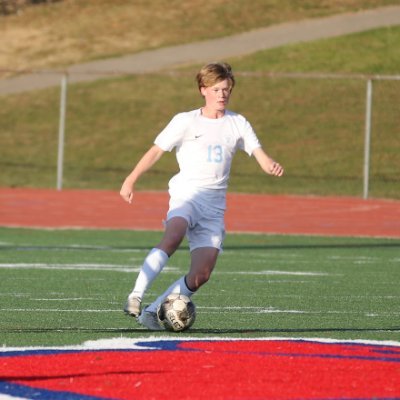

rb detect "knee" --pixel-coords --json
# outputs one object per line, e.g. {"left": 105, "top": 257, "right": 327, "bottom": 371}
{"left": 157, "top": 235, "right": 182, "bottom": 256}
{"left": 186, "top": 270, "right": 212, "bottom": 291}
{"left": 157, "top": 218, "right": 187, "bottom": 256}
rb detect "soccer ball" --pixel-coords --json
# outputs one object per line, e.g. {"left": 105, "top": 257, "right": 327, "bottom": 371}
{"left": 157, "top": 294, "right": 196, "bottom": 332}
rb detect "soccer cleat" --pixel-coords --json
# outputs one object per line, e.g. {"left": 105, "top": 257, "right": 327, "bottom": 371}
{"left": 124, "top": 296, "right": 142, "bottom": 318}
{"left": 137, "top": 307, "right": 164, "bottom": 331}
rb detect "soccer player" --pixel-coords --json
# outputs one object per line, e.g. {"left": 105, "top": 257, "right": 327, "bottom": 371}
{"left": 120, "top": 62, "right": 284, "bottom": 330}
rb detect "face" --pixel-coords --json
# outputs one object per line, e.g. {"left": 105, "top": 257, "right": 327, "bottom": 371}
{"left": 200, "top": 79, "right": 232, "bottom": 113}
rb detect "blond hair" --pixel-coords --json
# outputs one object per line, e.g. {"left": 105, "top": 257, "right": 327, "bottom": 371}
{"left": 196, "top": 62, "right": 235, "bottom": 91}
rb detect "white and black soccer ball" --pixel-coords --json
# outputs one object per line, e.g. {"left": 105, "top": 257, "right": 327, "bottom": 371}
{"left": 157, "top": 293, "right": 196, "bottom": 332}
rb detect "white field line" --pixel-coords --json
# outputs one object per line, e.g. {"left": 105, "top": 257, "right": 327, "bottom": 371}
{"left": 1, "top": 306, "right": 399, "bottom": 317}
{"left": 0, "top": 296, "right": 108, "bottom": 301}
{"left": 219, "top": 270, "right": 337, "bottom": 276}
{"left": 201, "top": 306, "right": 400, "bottom": 316}
{"left": 4, "top": 293, "right": 396, "bottom": 299}
{"left": 4, "top": 244, "right": 145, "bottom": 252}
{"left": 1, "top": 336, "right": 399, "bottom": 354}
{"left": 0, "top": 395, "right": 27, "bottom": 400}
{"left": 0, "top": 263, "right": 180, "bottom": 273}
{"left": 0, "top": 263, "right": 335, "bottom": 276}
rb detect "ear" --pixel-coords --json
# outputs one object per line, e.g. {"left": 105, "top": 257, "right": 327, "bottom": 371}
{"left": 200, "top": 86, "right": 207, "bottom": 97}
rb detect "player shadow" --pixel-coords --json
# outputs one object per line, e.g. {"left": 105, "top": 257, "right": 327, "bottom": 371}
{"left": 0, "top": 327, "right": 148, "bottom": 334}
{"left": 2, "top": 326, "right": 399, "bottom": 335}
{"left": 190, "top": 327, "right": 400, "bottom": 334}
{"left": 1, "top": 241, "right": 398, "bottom": 253}
{"left": 223, "top": 242, "right": 400, "bottom": 251}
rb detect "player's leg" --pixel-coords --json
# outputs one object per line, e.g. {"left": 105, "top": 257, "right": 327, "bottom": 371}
{"left": 124, "top": 216, "right": 188, "bottom": 317}
{"left": 139, "top": 248, "right": 219, "bottom": 330}
{"left": 144, "top": 247, "right": 219, "bottom": 314}
{"left": 138, "top": 200, "right": 222, "bottom": 329}
{"left": 157, "top": 216, "right": 188, "bottom": 256}
{"left": 184, "top": 205, "right": 223, "bottom": 292}
{"left": 186, "top": 246, "right": 219, "bottom": 290}
{"left": 138, "top": 248, "right": 219, "bottom": 330}
{"left": 145, "top": 205, "right": 223, "bottom": 311}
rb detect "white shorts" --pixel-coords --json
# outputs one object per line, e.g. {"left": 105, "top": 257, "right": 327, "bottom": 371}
{"left": 167, "top": 197, "right": 225, "bottom": 251}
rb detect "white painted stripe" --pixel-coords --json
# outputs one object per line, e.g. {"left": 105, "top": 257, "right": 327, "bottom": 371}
{"left": 6, "top": 244, "right": 145, "bottom": 253}
{"left": 0, "top": 263, "right": 332, "bottom": 276}
{"left": 0, "top": 336, "right": 399, "bottom": 353}
{"left": 0, "top": 263, "right": 180, "bottom": 273}
{"left": 1, "top": 309, "right": 121, "bottom": 312}
{"left": 31, "top": 298, "right": 99, "bottom": 301}
{"left": 218, "top": 270, "right": 336, "bottom": 276}
{"left": 2, "top": 307, "right": 399, "bottom": 316}
{"left": 0, "top": 395, "right": 28, "bottom": 400}
{"left": 0, "top": 263, "right": 334, "bottom": 276}
{"left": 0, "top": 263, "right": 136, "bottom": 269}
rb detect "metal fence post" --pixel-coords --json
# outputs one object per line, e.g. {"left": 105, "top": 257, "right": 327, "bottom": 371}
{"left": 363, "top": 79, "right": 373, "bottom": 200}
{"left": 57, "top": 73, "right": 68, "bottom": 191}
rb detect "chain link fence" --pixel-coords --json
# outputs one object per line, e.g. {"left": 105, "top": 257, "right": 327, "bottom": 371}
{"left": 0, "top": 70, "right": 399, "bottom": 199}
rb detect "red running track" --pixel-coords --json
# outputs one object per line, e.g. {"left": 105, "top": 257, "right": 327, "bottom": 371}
{"left": 0, "top": 188, "right": 399, "bottom": 238}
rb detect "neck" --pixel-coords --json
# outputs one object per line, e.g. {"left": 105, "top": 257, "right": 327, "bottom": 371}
{"left": 201, "top": 107, "right": 225, "bottom": 119}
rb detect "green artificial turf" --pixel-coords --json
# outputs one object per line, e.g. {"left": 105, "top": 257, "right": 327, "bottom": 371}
{"left": 0, "top": 227, "right": 398, "bottom": 347}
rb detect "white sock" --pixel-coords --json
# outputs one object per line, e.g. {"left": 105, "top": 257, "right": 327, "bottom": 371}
{"left": 129, "top": 248, "right": 169, "bottom": 300}
{"left": 146, "top": 276, "right": 195, "bottom": 312}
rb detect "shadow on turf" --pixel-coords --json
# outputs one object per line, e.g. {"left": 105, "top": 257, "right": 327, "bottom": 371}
{"left": 2, "top": 327, "right": 399, "bottom": 334}
{"left": 1, "top": 242, "right": 399, "bottom": 253}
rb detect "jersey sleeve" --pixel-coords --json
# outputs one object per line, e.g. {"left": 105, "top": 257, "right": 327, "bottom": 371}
{"left": 154, "top": 113, "right": 191, "bottom": 152}
{"left": 238, "top": 117, "right": 262, "bottom": 156}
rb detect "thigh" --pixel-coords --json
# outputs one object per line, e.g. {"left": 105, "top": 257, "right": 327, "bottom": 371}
{"left": 157, "top": 216, "right": 188, "bottom": 256}
{"left": 186, "top": 247, "right": 219, "bottom": 290}
{"left": 158, "top": 197, "right": 195, "bottom": 255}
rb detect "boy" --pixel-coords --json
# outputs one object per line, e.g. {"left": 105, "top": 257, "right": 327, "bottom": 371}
{"left": 120, "top": 62, "right": 283, "bottom": 330}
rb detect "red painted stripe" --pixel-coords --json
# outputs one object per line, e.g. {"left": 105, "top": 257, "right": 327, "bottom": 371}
{"left": 1, "top": 340, "right": 399, "bottom": 399}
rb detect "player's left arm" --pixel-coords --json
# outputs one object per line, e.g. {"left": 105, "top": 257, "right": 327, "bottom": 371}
{"left": 252, "top": 147, "right": 284, "bottom": 177}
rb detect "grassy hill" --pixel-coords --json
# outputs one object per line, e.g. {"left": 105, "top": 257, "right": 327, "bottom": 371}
{"left": 0, "top": 1, "right": 399, "bottom": 199}
{"left": 1, "top": 0, "right": 399, "bottom": 74}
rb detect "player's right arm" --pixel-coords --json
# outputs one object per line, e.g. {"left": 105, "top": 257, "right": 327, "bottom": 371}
{"left": 253, "top": 147, "right": 284, "bottom": 177}
{"left": 120, "top": 144, "right": 165, "bottom": 204}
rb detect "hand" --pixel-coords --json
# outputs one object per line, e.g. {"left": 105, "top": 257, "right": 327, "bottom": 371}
{"left": 269, "top": 161, "right": 284, "bottom": 177}
{"left": 252, "top": 148, "right": 284, "bottom": 177}
{"left": 120, "top": 180, "right": 134, "bottom": 204}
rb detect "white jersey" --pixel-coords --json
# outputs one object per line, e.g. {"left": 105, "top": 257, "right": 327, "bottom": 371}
{"left": 154, "top": 109, "right": 261, "bottom": 210}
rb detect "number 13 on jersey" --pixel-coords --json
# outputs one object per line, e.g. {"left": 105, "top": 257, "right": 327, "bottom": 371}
{"left": 207, "top": 145, "right": 223, "bottom": 163}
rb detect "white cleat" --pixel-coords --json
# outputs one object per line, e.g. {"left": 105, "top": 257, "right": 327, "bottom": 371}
{"left": 124, "top": 296, "right": 141, "bottom": 318}
{"left": 138, "top": 307, "right": 164, "bottom": 331}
